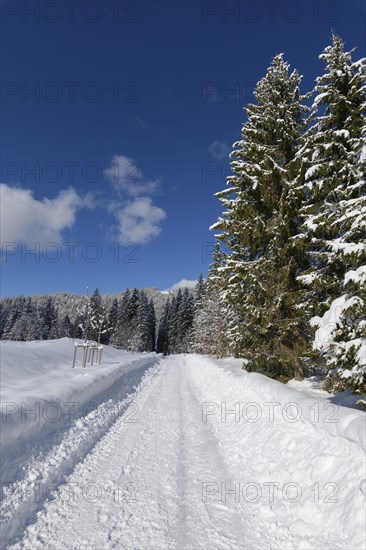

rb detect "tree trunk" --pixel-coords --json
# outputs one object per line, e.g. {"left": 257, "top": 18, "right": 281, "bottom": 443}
{"left": 294, "top": 361, "right": 304, "bottom": 381}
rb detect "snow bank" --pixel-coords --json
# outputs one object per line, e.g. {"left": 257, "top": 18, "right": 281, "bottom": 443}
{"left": 214, "top": 357, "right": 366, "bottom": 450}
{"left": 187, "top": 355, "right": 366, "bottom": 549}
{"left": 0, "top": 338, "right": 161, "bottom": 463}
{"left": 287, "top": 377, "right": 364, "bottom": 409}
{"left": 243, "top": 370, "right": 365, "bottom": 449}
{"left": 191, "top": 355, "right": 365, "bottom": 450}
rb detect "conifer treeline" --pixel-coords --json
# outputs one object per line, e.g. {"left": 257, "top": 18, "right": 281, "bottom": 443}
{"left": 0, "top": 287, "right": 198, "bottom": 355}
{"left": 204, "top": 33, "right": 365, "bottom": 392}
{"left": 0, "top": 289, "right": 159, "bottom": 352}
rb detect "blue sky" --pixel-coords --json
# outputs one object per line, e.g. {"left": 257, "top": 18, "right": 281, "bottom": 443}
{"left": 1, "top": 0, "right": 365, "bottom": 296}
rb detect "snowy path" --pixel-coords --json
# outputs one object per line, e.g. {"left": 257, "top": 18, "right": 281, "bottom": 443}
{"left": 2, "top": 355, "right": 365, "bottom": 549}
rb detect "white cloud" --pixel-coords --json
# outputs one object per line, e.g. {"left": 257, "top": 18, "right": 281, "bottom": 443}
{"left": 208, "top": 140, "right": 230, "bottom": 160}
{"left": 115, "top": 197, "right": 167, "bottom": 244}
{"left": 0, "top": 184, "right": 88, "bottom": 245}
{"left": 104, "top": 154, "right": 166, "bottom": 245}
{"left": 166, "top": 279, "right": 198, "bottom": 291}
{"left": 104, "top": 155, "right": 159, "bottom": 196}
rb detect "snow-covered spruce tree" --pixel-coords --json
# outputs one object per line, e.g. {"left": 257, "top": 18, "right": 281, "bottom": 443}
{"left": 89, "top": 288, "right": 102, "bottom": 341}
{"left": 167, "top": 290, "right": 182, "bottom": 353}
{"left": 156, "top": 300, "right": 171, "bottom": 355}
{"left": 71, "top": 313, "right": 84, "bottom": 339}
{"left": 326, "top": 268, "right": 366, "bottom": 393}
{"left": 87, "top": 288, "right": 108, "bottom": 343}
{"left": 2, "top": 297, "right": 25, "bottom": 339}
{"left": 126, "top": 288, "right": 141, "bottom": 351}
{"left": 147, "top": 299, "right": 157, "bottom": 351}
{"left": 60, "top": 314, "right": 72, "bottom": 338}
{"left": 191, "top": 277, "right": 207, "bottom": 354}
{"left": 132, "top": 291, "right": 152, "bottom": 352}
{"left": 296, "top": 33, "right": 366, "bottom": 391}
{"left": 10, "top": 298, "right": 35, "bottom": 340}
{"left": 192, "top": 243, "right": 229, "bottom": 357}
{"left": 212, "top": 54, "right": 309, "bottom": 379}
{"left": 76, "top": 293, "right": 95, "bottom": 342}
{"left": 110, "top": 289, "right": 156, "bottom": 352}
{"left": 0, "top": 301, "right": 8, "bottom": 338}
{"left": 157, "top": 288, "right": 195, "bottom": 354}
{"left": 114, "top": 289, "right": 131, "bottom": 349}
{"left": 42, "top": 297, "right": 59, "bottom": 339}
{"left": 195, "top": 273, "right": 206, "bottom": 304}
{"left": 1, "top": 295, "right": 58, "bottom": 341}
{"left": 107, "top": 298, "right": 119, "bottom": 345}
{"left": 177, "top": 288, "right": 195, "bottom": 353}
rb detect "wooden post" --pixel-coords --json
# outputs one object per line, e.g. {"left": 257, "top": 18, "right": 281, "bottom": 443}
{"left": 82, "top": 346, "right": 87, "bottom": 368}
{"left": 72, "top": 345, "right": 77, "bottom": 368}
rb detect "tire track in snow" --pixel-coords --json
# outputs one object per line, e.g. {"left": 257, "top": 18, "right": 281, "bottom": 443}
{"left": 7, "top": 354, "right": 361, "bottom": 549}
{"left": 172, "top": 358, "right": 259, "bottom": 549}
{"left": 10, "top": 355, "right": 265, "bottom": 550}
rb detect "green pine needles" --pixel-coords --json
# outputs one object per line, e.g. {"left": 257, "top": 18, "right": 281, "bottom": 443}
{"left": 209, "top": 33, "right": 365, "bottom": 392}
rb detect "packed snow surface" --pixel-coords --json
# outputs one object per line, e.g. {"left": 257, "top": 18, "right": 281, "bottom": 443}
{"left": 1, "top": 341, "right": 365, "bottom": 549}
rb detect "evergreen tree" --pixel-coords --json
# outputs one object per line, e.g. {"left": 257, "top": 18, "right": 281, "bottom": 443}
{"left": 326, "top": 269, "right": 366, "bottom": 393}
{"left": 157, "top": 301, "right": 171, "bottom": 355}
{"left": 178, "top": 288, "right": 195, "bottom": 352}
{"left": 30, "top": 310, "right": 45, "bottom": 341}
{"left": 212, "top": 54, "right": 308, "bottom": 379}
{"left": 133, "top": 291, "right": 152, "bottom": 352}
{"left": 0, "top": 302, "right": 7, "bottom": 339}
{"left": 296, "top": 33, "right": 366, "bottom": 390}
{"left": 2, "top": 297, "right": 26, "bottom": 340}
{"left": 11, "top": 298, "right": 34, "bottom": 340}
{"left": 192, "top": 243, "right": 229, "bottom": 357}
{"left": 60, "top": 314, "right": 72, "bottom": 338}
{"left": 159, "top": 288, "right": 195, "bottom": 354}
{"left": 126, "top": 289, "right": 140, "bottom": 351}
{"left": 89, "top": 288, "right": 104, "bottom": 342}
{"left": 76, "top": 294, "right": 93, "bottom": 341}
{"left": 147, "top": 300, "right": 157, "bottom": 351}
{"left": 195, "top": 273, "right": 206, "bottom": 304}
{"left": 42, "top": 297, "right": 59, "bottom": 339}
{"left": 72, "top": 314, "right": 84, "bottom": 339}
{"left": 107, "top": 298, "right": 119, "bottom": 345}
{"left": 168, "top": 290, "right": 183, "bottom": 353}
{"left": 115, "top": 289, "right": 131, "bottom": 349}
{"left": 297, "top": 33, "right": 365, "bottom": 312}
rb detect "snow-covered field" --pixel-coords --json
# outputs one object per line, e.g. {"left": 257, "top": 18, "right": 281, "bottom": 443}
{"left": 1, "top": 340, "right": 365, "bottom": 549}
{"left": 1, "top": 339, "right": 160, "bottom": 476}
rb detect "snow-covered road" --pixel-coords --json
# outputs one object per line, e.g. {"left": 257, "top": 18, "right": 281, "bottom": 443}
{"left": 2, "top": 353, "right": 365, "bottom": 549}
